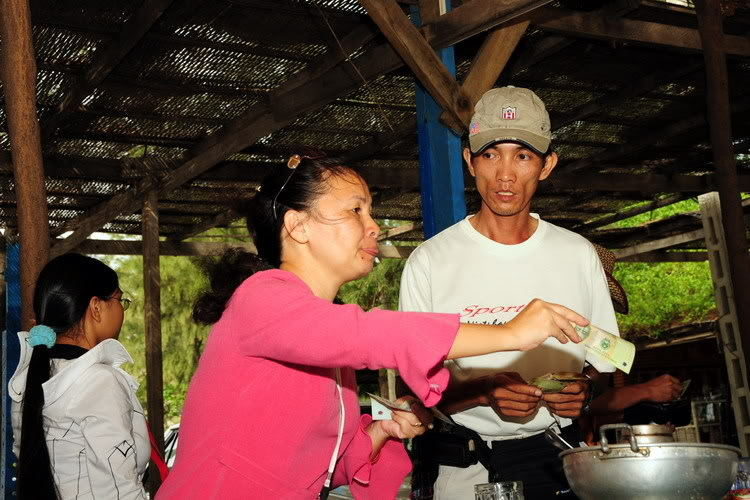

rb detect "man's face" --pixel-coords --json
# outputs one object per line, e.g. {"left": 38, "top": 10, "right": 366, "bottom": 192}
{"left": 464, "top": 142, "right": 558, "bottom": 218}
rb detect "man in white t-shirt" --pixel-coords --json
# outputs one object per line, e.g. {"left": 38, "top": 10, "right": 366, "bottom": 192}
{"left": 400, "top": 87, "right": 619, "bottom": 499}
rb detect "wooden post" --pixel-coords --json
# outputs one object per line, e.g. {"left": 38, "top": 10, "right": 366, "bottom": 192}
{"left": 0, "top": 0, "right": 50, "bottom": 330}
{"left": 695, "top": 2, "right": 750, "bottom": 377}
{"left": 142, "top": 191, "right": 164, "bottom": 494}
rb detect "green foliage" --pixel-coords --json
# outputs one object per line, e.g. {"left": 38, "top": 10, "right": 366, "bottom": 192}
{"left": 100, "top": 255, "right": 209, "bottom": 424}
{"left": 613, "top": 261, "right": 716, "bottom": 338}
{"left": 339, "top": 258, "right": 405, "bottom": 311}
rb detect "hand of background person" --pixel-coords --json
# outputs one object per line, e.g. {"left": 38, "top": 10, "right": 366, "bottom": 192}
{"left": 542, "top": 381, "right": 588, "bottom": 418}
{"left": 482, "top": 372, "right": 542, "bottom": 418}
{"left": 640, "top": 374, "right": 682, "bottom": 403}
{"left": 505, "top": 299, "right": 587, "bottom": 351}
{"left": 375, "top": 396, "right": 433, "bottom": 440}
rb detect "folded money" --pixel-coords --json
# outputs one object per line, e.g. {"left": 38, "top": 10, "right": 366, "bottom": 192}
{"left": 529, "top": 372, "right": 588, "bottom": 393}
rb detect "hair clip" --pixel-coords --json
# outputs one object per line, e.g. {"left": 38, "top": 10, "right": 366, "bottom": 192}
{"left": 287, "top": 154, "right": 302, "bottom": 169}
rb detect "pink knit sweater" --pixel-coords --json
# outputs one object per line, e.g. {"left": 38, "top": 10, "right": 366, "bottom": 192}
{"left": 157, "top": 269, "right": 459, "bottom": 499}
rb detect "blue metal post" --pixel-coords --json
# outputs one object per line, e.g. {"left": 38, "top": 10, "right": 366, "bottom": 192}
{"left": 411, "top": 4, "right": 466, "bottom": 239}
{"left": 2, "top": 244, "right": 21, "bottom": 498}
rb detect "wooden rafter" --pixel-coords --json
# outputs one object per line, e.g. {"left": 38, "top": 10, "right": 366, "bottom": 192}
{"left": 574, "top": 194, "right": 688, "bottom": 231}
{"left": 359, "top": 0, "right": 470, "bottom": 133}
{"left": 612, "top": 229, "right": 706, "bottom": 258}
{"left": 168, "top": 207, "right": 240, "bottom": 242}
{"left": 40, "top": 0, "right": 177, "bottom": 142}
{"left": 530, "top": 6, "right": 750, "bottom": 57}
{"left": 51, "top": 0, "right": 551, "bottom": 253}
{"left": 438, "top": 20, "right": 530, "bottom": 126}
{"left": 553, "top": 60, "right": 704, "bottom": 131}
{"left": 562, "top": 95, "right": 750, "bottom": 173}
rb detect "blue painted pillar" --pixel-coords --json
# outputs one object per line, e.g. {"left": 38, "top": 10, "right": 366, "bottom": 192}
{"left": 2, "top": 244, "right": 21, "bottom": 498}
{"left": 411, "top": 4, "right": 466, "bottom": 239}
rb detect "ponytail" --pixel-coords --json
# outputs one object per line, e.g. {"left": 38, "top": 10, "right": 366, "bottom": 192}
{"left": 17, "top": 345, "right": 58, "bottom": 499}
{"left": 16, "top": 253, "right": 118, "bottom": 499}
{"left": 192, "top": 248, "right": 272, "bottom": 325}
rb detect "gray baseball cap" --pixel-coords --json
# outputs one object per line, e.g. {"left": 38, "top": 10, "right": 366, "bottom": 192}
{"left": 468, "top": 86, "right": 551, "bottom": 154}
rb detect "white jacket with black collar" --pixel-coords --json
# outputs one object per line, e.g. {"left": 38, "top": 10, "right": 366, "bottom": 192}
{"left": 9, "top": 331, "right": 149, "bottom": 499}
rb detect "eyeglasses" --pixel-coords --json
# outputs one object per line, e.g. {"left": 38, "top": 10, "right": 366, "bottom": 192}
{"left": 108, "top": 296, "right": 132, "bottom": 311}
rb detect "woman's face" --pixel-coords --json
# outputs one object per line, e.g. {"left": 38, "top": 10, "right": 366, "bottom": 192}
{"left": 303, "top": 171, "right": 380, "bottom": 286}
{"left": 95, "top": 289, "right": 125, "bottom": 343}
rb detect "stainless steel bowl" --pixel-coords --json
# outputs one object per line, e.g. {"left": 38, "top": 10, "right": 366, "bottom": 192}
{"left": 560, "top": 424, "right": 740, "bottom": 500}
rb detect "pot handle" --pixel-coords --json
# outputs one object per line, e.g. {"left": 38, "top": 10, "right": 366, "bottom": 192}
{"left": 599, "top": 423, "right": 641, "bottom": 454}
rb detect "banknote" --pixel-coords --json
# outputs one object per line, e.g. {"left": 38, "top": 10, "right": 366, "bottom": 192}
{"left": 680, "top": 379, "right": 691, "bottom": 399}
{"left": 571, "top": 323, "right": 635, "bottom": 374}
{"left": 366, "top": 393, "right": 452, "bottom": 424}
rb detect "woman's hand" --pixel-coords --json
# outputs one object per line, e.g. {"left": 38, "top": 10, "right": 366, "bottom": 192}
{"left": 365, "top": 396, "right": 433, "bottom": 460}
{"left": 376, "top": 396, "right": 433, "bottom": 440}
{"left": 505, "top": 299, "right": 587, "bottom": 351}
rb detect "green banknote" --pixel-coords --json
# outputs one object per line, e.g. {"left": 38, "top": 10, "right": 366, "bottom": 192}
{"left": 571, "top": 323, "right": 635, "bottom": 374}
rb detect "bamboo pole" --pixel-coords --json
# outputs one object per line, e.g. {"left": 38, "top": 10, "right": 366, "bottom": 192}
{"left": 0, "top": 0, "right": 50, "bottom": 329}
{"left": 142, "top": 191, "right": 164, "bottom": 494}
{"left": 695, "top": 1, "right": 750, "bottom": 370}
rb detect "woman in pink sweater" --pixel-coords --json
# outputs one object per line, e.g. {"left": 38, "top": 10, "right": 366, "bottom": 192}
{"left": 157, "top": 153, "right": 586, "bottom": 499}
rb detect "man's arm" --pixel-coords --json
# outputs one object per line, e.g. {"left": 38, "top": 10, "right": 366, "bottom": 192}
{"left": 588, "top": 374, "right": 682, "bottom": 415}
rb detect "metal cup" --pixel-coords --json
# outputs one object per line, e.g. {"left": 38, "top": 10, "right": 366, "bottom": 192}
{"left": 474, "top": 481, "right": 524, "bottom": 500}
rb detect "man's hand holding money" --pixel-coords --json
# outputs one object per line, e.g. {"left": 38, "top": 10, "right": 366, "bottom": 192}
{"left": 542, "top": 382, "right": 589, "bottom": 418}
{"left": 483, "top": 372, "right": 542, "bottom": 418}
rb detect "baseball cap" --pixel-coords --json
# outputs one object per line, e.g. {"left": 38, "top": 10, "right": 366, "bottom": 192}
{"left": 468, "top": 86, "right": 551, "bottom": 155}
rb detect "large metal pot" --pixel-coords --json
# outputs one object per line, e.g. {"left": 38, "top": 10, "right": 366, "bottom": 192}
{"left": 560, "top": 423, "right": 741, "bottom": 500}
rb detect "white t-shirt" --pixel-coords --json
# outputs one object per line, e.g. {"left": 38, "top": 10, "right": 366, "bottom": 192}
{"left": 399, "top": 214, "right": 619, "bottom": 440}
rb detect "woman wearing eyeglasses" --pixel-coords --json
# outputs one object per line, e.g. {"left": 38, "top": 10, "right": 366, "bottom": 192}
{"left": 157, "top": 152, "right": 588, "bottom": 500}
{"left": 9, "top": 253, "right": 148, "bottom": 500}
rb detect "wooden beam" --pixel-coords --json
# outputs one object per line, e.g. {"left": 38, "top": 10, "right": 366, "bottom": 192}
{"left": 377, "top": 221, "right": 422, "bottom": 241}
{"left": 553, "top": 60, "right": 704, "bottom": 131}
{"left": 0, "top": 0, "right": 51, "bottom": 330}
{"left": 422, "top": 0, "right": 553, "bottom": 47}
{"left": 575, "top": 194, "right": 688, "bottom": 230}
{"left": 49, "top": 0, "right": 593, "bottom": 251}
{"left": 142, "top": 191, "right": 164, "bottom": 495}
{"left": 619, "top": 251, "right": 709, "bottom": 263}
{"left": 168, "top": 208, "right": 240, "bottom": 242}
{"left": 418, "top": 0, "right": 443, "bottom": 25}
{"left": 696, "top": 0, "right": 750, "bottom": 369}
{"left": 561, "top": 95, "right": 750, "bottom": 173}
{"left": 359, "top": 0, "right": 470, "bottom": 133}
{"left": 40, "top": 0, "right": 176, "bottom": 141}
{"left": 502, "top": 34, "right": 574, "bottom": 78}
{"left": 612, "top": 229, "right": 705, "bottom": 259}
{"left": 530, "top": 6, "right": 750, "bottom": 57}
{"left": 342, "top": 116, "right": 417, "bottom": 163}
{"left": 439, "top": 20, "right": 530, "bottom": 126}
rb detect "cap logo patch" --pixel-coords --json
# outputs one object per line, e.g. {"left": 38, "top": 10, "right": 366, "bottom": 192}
{"left": 469, "top": 122, "right": 480, "bottom": 134}
{"left": 502, "top": 107, "right": 516, "bottom": 120}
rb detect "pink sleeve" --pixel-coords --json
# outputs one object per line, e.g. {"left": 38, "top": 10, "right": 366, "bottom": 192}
{"left": 226, "top": 272, "right": 459, "bottom": 406}
{"left": 332, "top": 414, "right": 412, "bottom": 500}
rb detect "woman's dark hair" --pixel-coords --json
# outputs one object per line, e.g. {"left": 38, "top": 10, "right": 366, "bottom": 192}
{"left": 193, "top": 151, "right": 356, "bottom": 325}
{"left": 17, "top": 253, "right": 119, "bottom": 500}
